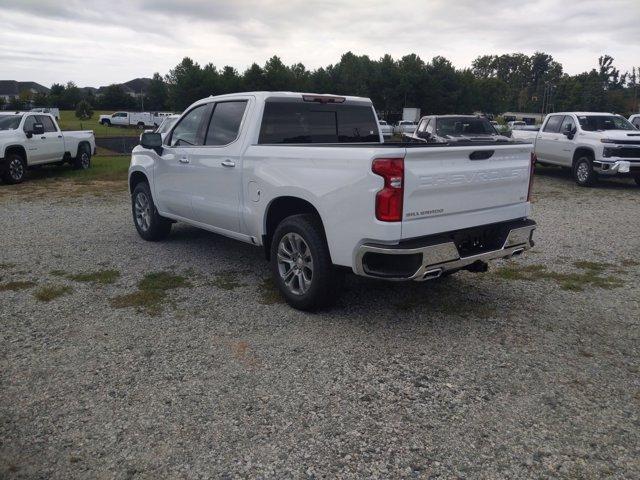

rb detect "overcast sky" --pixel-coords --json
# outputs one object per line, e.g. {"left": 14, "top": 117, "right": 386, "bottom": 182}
{"left": 1, "top": 0, "right": 638, "bottom": 88}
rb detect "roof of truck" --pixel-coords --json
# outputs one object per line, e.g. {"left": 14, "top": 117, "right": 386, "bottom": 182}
{"left": 549, "top": 112, "right": 622, "bottom": 116}
{"left": 199, "top": 91, "right": 373, "bottom": 104}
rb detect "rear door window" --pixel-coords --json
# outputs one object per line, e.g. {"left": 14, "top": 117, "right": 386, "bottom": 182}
{"left": 205, "top": 101, "right": 247, "bottom": 146}
{"left": 259, "top": 101, "right": 379, "bottom": 144}
{"left": 543, "top": 115, "right": 563, "bottom": 133}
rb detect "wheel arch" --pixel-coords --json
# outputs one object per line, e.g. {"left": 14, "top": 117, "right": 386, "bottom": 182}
{"left": 262, "top": 196, "right": 327, "bottom": 261}
{"left": 129, "top": 169, "right": 149, "bottom": 195}
{"left": 4, "top": 144, "right": 27, "bottom": 161}
{"left": 572, "top": 147, "right": 595, "bottom": 166}
{"left": 76, "top": 141, "right": 91, "bottom": 158}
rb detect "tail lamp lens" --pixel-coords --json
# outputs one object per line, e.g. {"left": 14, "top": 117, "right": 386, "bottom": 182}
{"left": 372, "top": 158, "right": 404, "bottom": 222}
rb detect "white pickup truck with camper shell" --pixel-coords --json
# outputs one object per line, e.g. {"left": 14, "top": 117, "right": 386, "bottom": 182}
{"left": 129, "top": 91, "right": 537, "bottom": 310}
{"left": 407, "top": 115, "right": 512, "bottom": 144}
{"left": 533, "top": 112, "right": 640, "bottom": 186}
{"left": 99, "top": 111, "right": 166, "bottom": 129}
{"left": 0, "top": 112, "right": 95, "bottom": 184}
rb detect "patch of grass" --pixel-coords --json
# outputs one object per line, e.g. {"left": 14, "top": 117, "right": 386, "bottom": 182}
{"left": 67, "top": 269, "right": 120, "bottom": 285}
{"left": 34, "top": 284, "right": 72, "bottom": 302}
{"left": 0, "top": 262, "right": 17, "bottom": 270}
{"left": 50, "top": 269, "right": 68, "bottom": 277}
{"left": 111, "top": 271, "right": 190, "bottom": 315}
{"left": 258, "top": 277, "right": 285, "bottom": 305}
{"left": 58, "top": 110, "right": 144, "bottom": 138}
{"left": 495, "top": 262, "right": 624, "bottom": 292}
{"left": 211, "top": 271, "right": 246, "bottom": 291}
{"left": 0, "top": 280, "right": 36, "bottom": 292}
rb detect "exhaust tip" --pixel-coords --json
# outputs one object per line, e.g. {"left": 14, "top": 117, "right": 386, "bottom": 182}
{"left": 422, "top": 268, "right": 443, "bottom": 280}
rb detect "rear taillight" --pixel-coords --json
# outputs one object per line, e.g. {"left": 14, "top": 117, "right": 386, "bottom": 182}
{"left": 372, "top": 158, "right": 404, "bottom": 222}
{"left": 527, "top": 152, "right": 536, "bottom": 202}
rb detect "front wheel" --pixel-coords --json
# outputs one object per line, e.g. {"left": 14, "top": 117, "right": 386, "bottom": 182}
{"left": 573, "top": 156, "right": 597, "bottom": 187}
{"left": 131, "top": 182, "right": 172, "bottom": 241}
{"left": 270, "top": 214, "right": 343, "bottom": 311}
{"left": 1, "top": 153, "right": 27, "bottom": 184}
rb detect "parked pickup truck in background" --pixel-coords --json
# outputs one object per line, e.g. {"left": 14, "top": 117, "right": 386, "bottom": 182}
{"left": 407, "top": 115, "right": 512, "bottom": 144}
{"left": 99, "top": 111, "right": 172, "bottom": 129}
{"left": 510, "top": 125, "right": 540, "bottom": 143}
{"left": 129, "top": 92, "right": 536, "bottom": 310}
{"left": 394, "top": 120, "right": 417, "bottom": 135}
{"left": 629, "top": 114, "right": 640, "bottom": 130}
{"left": 378, "top": 120, "right": 393, "bottom": 138}
{"left": 533, "top": 112, "right": 640, "bottom": 186}
{"left": 0, "top": 112, "right": 95, "bottom": 184}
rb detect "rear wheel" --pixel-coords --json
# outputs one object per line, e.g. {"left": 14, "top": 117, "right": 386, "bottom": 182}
{"left": 132, "top": 182, "right": 172, "bottom": 241}
{"left": 633, "top": 176, "right": 640, "bottom": 187}
{"left": 72, "top": 145, "right": 91, "bottom": 170}
{"left": 270, "top": 214, "right": 343, "bottom": 311}
{"left": 573, "top": 155, "right": 597, "bottom": 187}
{"left": 1, "top": 153, "right": 27, "bottom": 184}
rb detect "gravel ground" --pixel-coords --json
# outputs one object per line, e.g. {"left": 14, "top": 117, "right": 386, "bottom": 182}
{"left": 1, "top": 167, "right": 639, "bottom": 479}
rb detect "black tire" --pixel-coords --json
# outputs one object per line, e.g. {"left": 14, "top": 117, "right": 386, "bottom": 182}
{"left": 72, "top": 144, "right": 91, "bottom": 170}
{"left": 101, "top": 120, "right": 111, "bottom": 126}
{"left": 131, "top": 182, "right": 172, "bottom": 241}
{"left": 1, "top": 153, "right": 27, "bottom": 184}
{"left": 633, "top": 176, "right": 640, "bottom": 187}
{"left": 270, "top": 214, "right": 343, "bottom": 311}
{"left": 137, "top": 122, "right": 145, "bottom": 130}
{"left": 573, "top": 155, "right": 597, "bottom": 187}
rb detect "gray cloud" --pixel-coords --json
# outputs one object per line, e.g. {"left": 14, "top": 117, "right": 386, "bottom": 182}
{"left": 0, "top": 0, "right": 638, "bottom": 87}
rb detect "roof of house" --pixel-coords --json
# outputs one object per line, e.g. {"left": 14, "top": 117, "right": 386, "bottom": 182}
{"left": 0, "top": 80, "right": 50, "bottom": 96}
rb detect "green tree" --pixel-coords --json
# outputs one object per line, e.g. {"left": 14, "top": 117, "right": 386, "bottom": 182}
{"left": 75, "top": 99, "right": 93, "bottom": 120}
{"left": 98, "top": 84, "right": 136, "bottom": 110}
{"left": 146, "top": 73, "right": 168, "bottom": 110}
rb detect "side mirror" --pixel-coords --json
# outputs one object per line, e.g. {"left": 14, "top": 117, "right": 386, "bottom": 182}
{"left": 141, "top": 132, "right": 163, "bottom": 153}
{"left": 33, "top": 123, "right": 45, "bottom": 135}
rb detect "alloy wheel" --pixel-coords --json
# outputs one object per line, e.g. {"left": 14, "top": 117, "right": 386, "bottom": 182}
{"left": 9, "top": 158, "right": 24, "bottom": 181}
{"left": 134, "top": 191, "right": 151, "bottom": 232}
{"left": 277, "top": 232, "right": 314, "bottom": 295}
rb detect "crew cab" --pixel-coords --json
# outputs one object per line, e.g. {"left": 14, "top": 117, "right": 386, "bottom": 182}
{"left": 129, "top": 92, "right": 536, "bottom": 310}
{"left": 534, "top": 112, "right": 640, "bottom": 186}
{"left": 407, "top": 115, "right": 512, "bottom": 144}
{"left": 0, "top": 112, "right": 95, "bottom": 184}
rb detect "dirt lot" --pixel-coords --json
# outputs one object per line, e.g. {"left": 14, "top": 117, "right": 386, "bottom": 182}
{"left": 1, "top": 163, "right": 639, "bottom": 479}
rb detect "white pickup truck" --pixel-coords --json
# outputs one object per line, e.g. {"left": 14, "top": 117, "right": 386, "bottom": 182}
{"left": 0, "top": 112, "right": 95, "bottom": 184}
{"left": 129, "top": 92, "right": 536, "bottom": 310}
{"left": 99, "top": 111, "right": 167, "bottom": 129}
{"left": 533, "top": 112, "right": 640, "bottom": 186}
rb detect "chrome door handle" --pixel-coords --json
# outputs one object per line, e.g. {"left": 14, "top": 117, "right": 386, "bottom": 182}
{"left": 221, "top": 159, "right": 235, "bottom": 167}
{"left": 179, "top": 157, "right": 190, "bottom": 164}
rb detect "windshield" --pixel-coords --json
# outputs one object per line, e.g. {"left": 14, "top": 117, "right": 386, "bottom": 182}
{"left": 437, "top": 117, "right": 494, "bottom": 136}
{"left": 157, "top": 117, "right": 178, "bottom": 134}
{"left": 0, "top": 115, "right": 22, "bottom": 131}
{"left": 578, "top": 115, "right": 635, "bottom": 131}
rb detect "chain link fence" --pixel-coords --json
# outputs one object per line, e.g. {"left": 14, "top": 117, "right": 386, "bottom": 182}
{"left": 95, "top": 136, "right": 140, "bottom": 155}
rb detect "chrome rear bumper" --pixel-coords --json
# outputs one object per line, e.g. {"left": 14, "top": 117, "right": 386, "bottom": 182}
{"left": 355, "top": 220, "right": 536, "bottom": 281}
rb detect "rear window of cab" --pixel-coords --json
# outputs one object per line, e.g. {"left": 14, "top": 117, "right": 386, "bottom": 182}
{"left": 258, "top": 100, "right": 380, "bottom": 144}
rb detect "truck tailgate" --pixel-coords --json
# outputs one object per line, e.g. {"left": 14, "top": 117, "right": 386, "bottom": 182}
{"left": 401, "top": 144, "right": 532, "bottom": 239}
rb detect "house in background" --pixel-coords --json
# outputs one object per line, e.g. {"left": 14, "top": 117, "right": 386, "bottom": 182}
{"left": 0, "top": 80, "right": 50, "bottom": 107}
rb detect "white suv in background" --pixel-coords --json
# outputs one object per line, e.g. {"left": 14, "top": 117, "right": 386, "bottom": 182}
{"left": 533, "top": 112, "right": 640, "bottom": 186}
